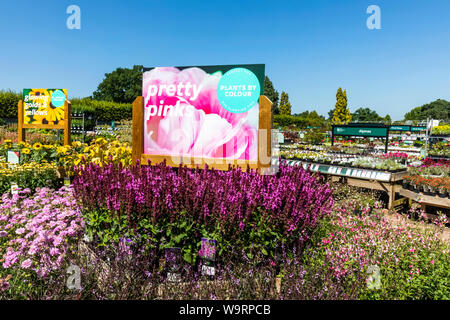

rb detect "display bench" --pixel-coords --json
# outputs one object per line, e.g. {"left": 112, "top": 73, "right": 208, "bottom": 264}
{"left": 275, "top": 158, "right": 406, "bottom": 209}
{"left": 398, "top": 188, "right": 450, "bottom": 212}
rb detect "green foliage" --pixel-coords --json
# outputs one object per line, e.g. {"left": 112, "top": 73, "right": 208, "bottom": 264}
{"left": 263, "top": 76, "right": 279, "bottom": 115}
{"left": 71, "top": 98, "right": 132, "bottom": 122}
{"left": 305, "top": 186, "right": 450, "bottom": 300}
{"left": 273, "top": 114, "right": 324, "bottom": 129}
{"left": 83, "top": 206, "right": 291, "bottom": 265}
{"left": 352, "top": 107, "right": 383, "bottom": 123}
{"left": 92, "top": 65, "right": 143, "bottom": 103}
{"left": 404, "top": 99, "right": 450, "bottom": 121}
{"left": 304, "top": 129, "right": 324, "bottom": 144}
{"left": 0, "top": 165, "right": 62, "bottom": 195}
{"left": 332, "top": 88, "right": 352, "bottom": 125}
{"left": 0, "top": 90, "right": 21, "bottom": 119}
{"left": 279, "top": 91, "right": 292, "bottom": 115}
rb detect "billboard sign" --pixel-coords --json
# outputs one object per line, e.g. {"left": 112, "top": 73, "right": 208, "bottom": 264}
{"left": 333, "top": 126, "right": 388, "bottom": 137}
{"left": 22, "top": 89, "right": 67, "bottom": 127}
{"left": 142, "top": 64, "right": 265, "bottom": 162}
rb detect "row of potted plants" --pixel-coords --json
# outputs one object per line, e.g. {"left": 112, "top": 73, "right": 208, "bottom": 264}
{"left": 280, "top": 150, "right": 409, "bottom": 173}
{"left": 402, "top": 175, "right": 450, "bottom": 198}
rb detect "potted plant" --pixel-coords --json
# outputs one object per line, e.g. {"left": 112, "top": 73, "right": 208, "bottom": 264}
{"left": 402, "top": 178, "right": 409, "bottom": 189}
{"left": 438, "top": 181, "right": 447, "bottom": 198}
{"left": 164, "top": 247, "right": 182, "bottom": 282}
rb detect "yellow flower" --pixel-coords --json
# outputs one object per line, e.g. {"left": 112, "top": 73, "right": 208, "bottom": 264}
{"left": 57, "top": 146, "right": 68, "bottom": 154}
{"left": 72, "top": 141, "right": 82, "bottom": 148}
{"left": 22, "top": 148, "right": 30, "bottom": 154}
{"left": 33, "top": 142, "right": 43, "bottom": 150}
{"left": 4, "top": 139, "right": 12, "bottom": 143}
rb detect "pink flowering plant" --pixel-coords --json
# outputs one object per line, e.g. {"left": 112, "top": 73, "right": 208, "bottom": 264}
{"left": 0, "top": 186, "right": 84, "bottom": 298}
{"left": 73, "top": 162, "right": 334, "bottom": 264}
{"left": 302, "top": 188, "right": 450, "bottom": 299}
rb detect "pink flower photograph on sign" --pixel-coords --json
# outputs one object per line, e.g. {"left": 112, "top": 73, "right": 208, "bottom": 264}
{"left": 142, "top": 66, "right": 260, "bottom": 161}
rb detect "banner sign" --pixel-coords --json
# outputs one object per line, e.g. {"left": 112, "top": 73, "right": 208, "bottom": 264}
{"left": 22, "top": 89, "right": 67, "bottom": 127}
{"left": 410, "top": 126, "right": 426, "bottom": 132}
{"left": 333, "top": 126, "right": 388, "bottom": 137}
{"left": 389, "top": 125, "right": 410, "bottom": 132}
{"left": 142, "top": 65, "right": 265, "bottom": 161}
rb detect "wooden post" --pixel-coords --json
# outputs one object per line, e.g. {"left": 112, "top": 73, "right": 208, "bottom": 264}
{"left": 64, "top": 101, "right": 71, "bottom": 146}
{"left": 132, "top": 96, "right": 144, "bottom": 164}
{"left": 18, "top": 100, "right": 26, "bottom": 143}
{"left": 258, "top": 95, "right": 272, "bottom": 169}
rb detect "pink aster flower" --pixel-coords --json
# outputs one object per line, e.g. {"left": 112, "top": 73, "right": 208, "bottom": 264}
{"left": 21, "top": 259, "right": 32, "bottom": 269}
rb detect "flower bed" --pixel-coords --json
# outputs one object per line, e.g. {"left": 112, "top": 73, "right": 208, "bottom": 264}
{"left": 431, "top": 125, "right": 450, "bottom": 136}
{"left": 0, "top": 162, "right": 61, "bottom": 195}
{"left": 73, "top": 162, "right": 334, "bottom": 263}
{"left": 305, "top": 198, "right": 450, "bottom": 299}
{"left": 0, "top": 187, "right": 84, "bottom": 298}
{"left": 403, "top": 158, "right": 450, "bottom": 196}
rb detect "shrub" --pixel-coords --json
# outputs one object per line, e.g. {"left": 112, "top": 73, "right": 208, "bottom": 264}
{"left": 0, "top": 162, "right": 62, "bottom": 195}
{"left": 0, "top": 91, "right": 21, "bottom": 119}
{"left": 304, "top": 198, "right": 450, "bottom": 299}
{"left": 303, "top": 129, "right": 324, "bottom": 144}
{"left": 0, "top": 187, "right": 84, "bottom": 299}
{"left": 71, "top": 98, "right": 132, "bottom": 122}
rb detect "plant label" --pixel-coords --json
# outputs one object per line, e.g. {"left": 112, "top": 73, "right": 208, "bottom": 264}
{"left": 7, "top": 151, "right": 19, "bottom": 165}
{"left": 11, "top": 182, "right": 19, "bottom": 195}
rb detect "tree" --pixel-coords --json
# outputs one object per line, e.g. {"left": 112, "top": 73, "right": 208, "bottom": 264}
{"left": 93, "top": 65, "right": 143, "bottom": 103}
{"left": 279, "top": 91, "right": 292, "bottom": 115}
{"left": 332, "top": 88, "right": 352, "bottom": 125}
{"left": 263, "top": 76, "right": 279, "bottom": 115}
{"left": 351, "top": 107, "right": 382, "bottom": 122}
{"left": 404, "top": 99, "right": 450, "bottom": 121}
{"left": 384, "top": 114, "right": 392, "bottom": 125}
{"left": 327, "top": 108, "right": 335, "bottom": 120}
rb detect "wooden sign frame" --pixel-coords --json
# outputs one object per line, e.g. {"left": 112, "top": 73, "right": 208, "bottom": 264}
{"left": 132, "top": 95, "right": 272, "bottom": 172}
{"left": 18, "top": 100, "right": 71, "bottom": 146}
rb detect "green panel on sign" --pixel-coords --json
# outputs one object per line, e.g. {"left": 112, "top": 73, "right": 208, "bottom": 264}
{"left": 410, "top": 126, "right": 426, "bottom": 132}
{"left": 333, "top": 126, "right": 388, "bottom": 137}
{"left": 390, "top": 126, "right": 410, "bottom": 131}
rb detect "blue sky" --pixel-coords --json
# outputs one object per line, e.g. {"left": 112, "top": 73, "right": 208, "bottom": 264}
{"left": 0, "top": 0, "right": 449, "bottom": 120}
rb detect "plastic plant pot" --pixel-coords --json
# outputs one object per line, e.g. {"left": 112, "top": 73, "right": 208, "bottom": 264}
{"left": 199, "top": 238, "right": 216, "bottom": 277}
{"left": 165, "top": 247, "right": 182, "bottom": 282}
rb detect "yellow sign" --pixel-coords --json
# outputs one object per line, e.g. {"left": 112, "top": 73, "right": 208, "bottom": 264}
{"left": 22, "top": 89, "right": 67, "bottom": 127}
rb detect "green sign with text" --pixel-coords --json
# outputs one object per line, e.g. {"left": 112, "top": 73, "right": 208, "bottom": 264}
{"left": 389, "top": 125, "right": 410, "bottom": 132}
{"left": 410, "top": 126, "right": 426, "bottom": 132}
{"left": 333, "top": 126, "right": 388, "bottom": 137}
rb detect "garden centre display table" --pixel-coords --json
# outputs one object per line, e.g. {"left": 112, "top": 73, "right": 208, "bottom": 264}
{"left": 277, "top": 159, "right": 407, "bottom": 209}
{"left": 398, "top": 188, "right": 450, "bottom": 212}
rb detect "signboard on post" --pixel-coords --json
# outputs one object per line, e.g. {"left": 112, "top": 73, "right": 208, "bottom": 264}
{"left": 18, "top": 89, "right": 71, "bottom": 145}
{"left": 332, "top": 126, "right": 388, "bottom": 137}
{"left": 410, "top": 126, "right": 426, "bottom": 132}
{"left": 133, "top": 64, "right": 273, "bottom": 173}
{"left": 332, "top": 124, "right": 390, "bottom": 153}
{"left": 389, "top": 125, "right": 411, "bottom": 132}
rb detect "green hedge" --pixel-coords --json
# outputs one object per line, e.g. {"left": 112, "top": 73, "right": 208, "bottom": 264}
{"left": 0, "top": 90, "right": 21, "bottom": 118}
{"left": 70, "top": 98, "right": 132, "bottom": 122}
{"left": 0, "top": 92, "right": 132, "bottom": 123}
{"left": 273, "top": 114, "right": 325, "bottom": 129}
